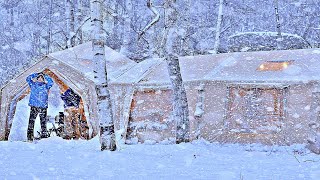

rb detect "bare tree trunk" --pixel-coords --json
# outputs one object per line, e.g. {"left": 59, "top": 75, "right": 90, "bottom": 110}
{"left": 9, "top": 7, "right": 14, "bottom": 26}
{"left": 120, "top": 0, "right": 132, "bottom": 55}
{"left": 164, "top": 0, "right": 190, "bottom": 143}
{"left": 90, "top": 0, "right": 116, "bottom": 151}
{"left": 139, "top": 0, "right": 160, "bottom": 38}
{"left": 166, "top": 54, "right": 190, "bottom": 143}
{"left": 66, "top": 0, "right": 75, "bottom": 48}
{"left": 181, "top": 0, "right": 192, "bottom": 56}
{"left": 76, "top": 0, "right": 83, "bottom": 44}
{"left": 274, "top": 0, "right": 282, "bottom": 50}
{"left": 213, "top": 0, "right": 224, "bottom": 54}
{"left": 110, "top": 0, "right": 121, "bottom": 50}
{"left": 35, "top": 0, "right": 41, "bottom": 55}
{"left": 46, "top": 0, "right": 53, "bottom": 54}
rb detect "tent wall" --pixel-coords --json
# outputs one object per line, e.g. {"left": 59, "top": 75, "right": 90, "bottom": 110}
{"left": 109, "top": 84, "right": 135, "bottom": 144}
{"left": 85, "top": 84, "right": 99, "bottom": 137}
{"left": 184, "top": 82, "right": 203, "bottom": 140}
{"left": 111, "top": 82, "right": 202, "bottom": 144}
{"left": 283, "top": 83, "right": 313, "bottom": 144}
{"left": 198, "top": 82, "right": 227, "bottom": 142}
{"left": 114, "top": 81, "right": 318, "bottom": 145}
{"left": 125, "top": 89, "right": 174, "bottom": 143}
{"left": 113, "top": 82, "right": 210, "bottom": 144}
{"left": 197, "top": 82, "right": 316, "bottom": 145}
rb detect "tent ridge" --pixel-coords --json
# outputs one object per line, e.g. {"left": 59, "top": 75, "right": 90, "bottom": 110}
{"left": 136, "top": 59, "right": 165, "bottom": 84}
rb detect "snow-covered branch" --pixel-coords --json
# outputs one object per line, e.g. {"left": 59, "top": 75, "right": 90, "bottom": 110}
{"left": 138, "top": 0, "right": 160, "bottom": 38}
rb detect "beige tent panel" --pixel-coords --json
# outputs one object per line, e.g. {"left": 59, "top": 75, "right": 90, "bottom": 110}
{"left": 125, "top": 89, "right": 174, "bottom": 143}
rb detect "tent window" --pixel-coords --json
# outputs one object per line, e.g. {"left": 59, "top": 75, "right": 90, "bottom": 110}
{"left": 257, "top": 60, "right": 294, "bottom": 71}
{"left": 225, "top": 86, "right": 287, "bottom": 134}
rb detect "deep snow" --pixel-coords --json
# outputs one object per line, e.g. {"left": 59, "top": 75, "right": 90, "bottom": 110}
{"left": 0, "top": 136, "right": 319, "bottom": 180}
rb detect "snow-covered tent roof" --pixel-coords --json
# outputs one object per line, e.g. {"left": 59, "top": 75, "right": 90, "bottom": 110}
{"left": 112, "top": 48, "right": 320, "bottom": 86}
{"left": 49, "top": 42, "right": 136, "bottom": 82}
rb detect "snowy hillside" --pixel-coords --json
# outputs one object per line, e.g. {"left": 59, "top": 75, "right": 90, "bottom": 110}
{"left": 0, "top": 137, "right": 319, "bottom": 179}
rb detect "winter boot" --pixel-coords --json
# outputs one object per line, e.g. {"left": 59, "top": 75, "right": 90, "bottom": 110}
{"left": 27, "top": 130, "right": 34, "bottom": 141}
{"left": 40, "top": 130, "right": 49, "bottom": 138}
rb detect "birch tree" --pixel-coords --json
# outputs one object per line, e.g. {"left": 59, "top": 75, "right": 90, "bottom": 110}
{"left": 164, "top": 0, "right": 190, "bottom": 143}
{"left": 76, "top": 0, "right": 84, "bottom": 44}
{"left": 90, "top": 0, "right": 116, "bottom": 151}
{"left": 212, "top": 0, "right": 224, "bottom": 54}
{"left": 140, "top": 0, "right": 190, "bottom": 143}
{"left": 46, "top": 0, "right": 53, "bottom": 54}
{"left": 120, "top": 0, "right": 132, "bottom": 55}
{"left": 66, "top": 0, "right": 75, "bottom": 48}
{"left": 32, "top": 0, "right": 42, "bottom": 55}
{"left": 180, "top": 0, "right": 192, "bottom": 56}
{"left": 110, "top": 0, "right": 122, "bottom": 50}
{"left": 274, "top": 0, "right": 282, "bottom": 50}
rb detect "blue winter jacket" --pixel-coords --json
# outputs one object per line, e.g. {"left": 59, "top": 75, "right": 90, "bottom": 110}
{"left": 26, "top": 73, "right": 54, "bottom": 108}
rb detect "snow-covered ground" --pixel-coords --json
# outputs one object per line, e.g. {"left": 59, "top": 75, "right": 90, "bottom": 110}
{"left": 1, "top": 136, "right": 319, "bottom": 180}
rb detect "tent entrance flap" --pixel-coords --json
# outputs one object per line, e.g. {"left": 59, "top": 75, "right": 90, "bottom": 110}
{"left": 112, "top": 86, "right": 135, "bottom": 145}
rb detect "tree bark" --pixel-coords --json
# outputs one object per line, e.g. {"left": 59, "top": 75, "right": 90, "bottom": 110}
{"left": 76, "top": 0, "right": 83, "bottom": 44}
{"left": 274, "top": 0, "right": 282, "bottom": 50}
{"left": 46, "top": 0, "right": 53, "bottom": 54}
{"left": 90, "top": 0, "right": 116, "bottom": 151}
{"left": 181, "top": 0, "right": 192, "bottom": 56}
{"left": 34, "top": 0, "right": 41, "bottom": 55}
{"left": 213, "top": 0, "right": 224, "bottom": 54}
{"left": 110, "top": 0, "right": 121, "bottom": 50}
{"left": 120, "top": 0, "right": 132, "bottom": 56}
{"left": 139, "top": 0, "right": 160, "bottom": 38}
{"left": 66, "top": 0, "right": 75, "bottom": 48}
{"left": 166, "top": 54, "right": 190, "bottom": 143}
{"left": 164, "top": 0, "right": 190, "bottom": 143}
{"left": 9, "top": 7, "right": 14, "bottom": 26}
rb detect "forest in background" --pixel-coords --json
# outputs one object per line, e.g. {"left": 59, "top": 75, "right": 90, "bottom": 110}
{"left": 1, "top": 0, "right": 320, "bottom": 86}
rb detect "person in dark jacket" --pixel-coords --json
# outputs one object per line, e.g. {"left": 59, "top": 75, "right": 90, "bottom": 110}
{"left": 60, "top": 88, "right": 81, "bottom": 139}
{"left": 26, "top": 72, "right": 54, "bottom": 141}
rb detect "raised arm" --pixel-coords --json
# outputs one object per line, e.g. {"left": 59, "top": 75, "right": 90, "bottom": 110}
{"left": 26, "top": 73, "right": 38, "bottom": 87}
{"left": 44, "top": 74, "right": 54, "bottom": 89}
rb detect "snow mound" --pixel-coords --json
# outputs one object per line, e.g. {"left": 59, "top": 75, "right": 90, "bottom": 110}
{"left": 228, "top": 32, "right": 310, "bottom": 52}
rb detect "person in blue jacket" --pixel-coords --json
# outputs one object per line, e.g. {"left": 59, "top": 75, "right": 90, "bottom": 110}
{"left": 26, "top": 72, "right": 54, "bottom": 141}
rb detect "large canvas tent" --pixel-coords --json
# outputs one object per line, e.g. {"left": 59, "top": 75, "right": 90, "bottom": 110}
{"left": 2, "top": 42, "right": 320, "bottom": 146}
{"left": 0, "top": 42, "right": 136, "bottom": 140}
{"left": 110, "top": 48, "right": 320, "bottom": 145}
